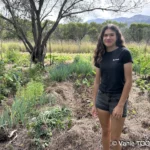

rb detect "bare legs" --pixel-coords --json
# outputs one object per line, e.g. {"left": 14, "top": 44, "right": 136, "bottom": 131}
{"left": 96, "top": 108, "right": 125, "bottom": 150}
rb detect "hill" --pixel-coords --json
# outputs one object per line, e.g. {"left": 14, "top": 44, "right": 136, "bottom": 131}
{"left": 87, "top": 14, "right": 150, "bottom": 24}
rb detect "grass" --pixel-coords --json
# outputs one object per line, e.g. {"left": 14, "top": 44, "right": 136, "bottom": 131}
{"left": 0, "top": 93, "right": 56, "bottom": 128}
{"left": 1, "top": 40, "right": 26, "bottom": 52}
{"left": 1, "top": 40, "right": 150, "bottom": 54}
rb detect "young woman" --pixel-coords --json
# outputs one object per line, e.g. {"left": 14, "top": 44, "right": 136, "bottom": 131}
{"left": 92, "top": 24, "right": 133, "bottom": 150}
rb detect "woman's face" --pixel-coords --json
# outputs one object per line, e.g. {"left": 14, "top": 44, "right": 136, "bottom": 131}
{"left": 103, "top": 29, "right": 117, "bottom": 48}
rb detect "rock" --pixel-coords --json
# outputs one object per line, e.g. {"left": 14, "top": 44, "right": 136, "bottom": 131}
{"left": 0, "top": 126, "right": 9, "bottom": 142}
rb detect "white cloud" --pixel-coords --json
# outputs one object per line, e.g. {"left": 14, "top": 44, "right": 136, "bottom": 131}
{"left": 82, "top": 4, "right": 150, "bottom": 22}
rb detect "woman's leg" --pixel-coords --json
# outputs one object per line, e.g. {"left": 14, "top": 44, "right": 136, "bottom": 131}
{"left": 110, "top": 116, "right": 125, "bottom": 150}
{"left": 96, "top": 108, "right": 111, "bottom": 150}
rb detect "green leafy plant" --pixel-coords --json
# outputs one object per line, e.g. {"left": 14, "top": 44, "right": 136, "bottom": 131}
{"left": 0, "top": 68, "right": 25, "bottom": 101}
{"left": 5, "top": 49, "right": 20, "bottom": 63}
{"left": 49, "top": 63, "right": 71, "bottom": 82}
{"left": 49, "top": 55, "right": 94, "bottom": 82}
{"left": 27, "top": 106, "right": 71, "bottom": 139}
{"left": 0, "top": 60, "right": 5, "bottom": 76}
{"left": 16, "top": 80, "right": 44, "bottom": 102}
{"left": 0, "top": 93, "right": 56, "bottom": 127}
{"left": 27, "top": 63, "right": 44, "bottom": 82}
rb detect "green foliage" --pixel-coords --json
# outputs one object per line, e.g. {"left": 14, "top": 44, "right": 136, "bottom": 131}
{"left": 27, "top": 106, "right": 71, "bottom": 139}
{"left": 16, "top": 80, "right": 44, "bottom": 101}
{"left": 49, "top": 55, "right": 93, "bottom": 82}
{"left": 0, "top": 62, "right": 44, "bottom": 102}
{"left": 50, "top": 63, "right": 71, "bottom": 82}
{"left": 0, "top": 93, "right": 56, "bottom": 127}
{"left": 0, "top": 68, "right": 25, "bottom": 101}
{"left": 0, "top": 60, "right": 5, "bottom": 76}
{"left": 129, "top": 47, "right": 140, "bottom": 59}
{"left": 45, "top": 54, "right": 72, "bottom": 63}
{"left": 16, "top": 54, "right": 30, "bottom": 67}
{"left": 75, "top": 77, "right": 93, "bottom": 87}
{"left": 133, "top": 55, "right": 150, "bottom": 78}
{"left": 27, "top": 63, "right": 44, "bottom": 82}
{"left": 5, "top": 49, "right": 20, "bottom": 63}
{"left": 129, "top": 23, "right": 150, "bottom": 42}
{"left": 70, "top": 55, "right": 93, "bottom": 75}
{"left": 70, "top": 59, "right": 92, "bottom": 75}
{"left": 135, "top": 78, "right": 150, "bottom": 93}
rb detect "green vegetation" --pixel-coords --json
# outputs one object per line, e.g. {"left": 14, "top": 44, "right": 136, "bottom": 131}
{"left": 0, "top": 39, "right": 150, "bottom": 150}
{"left": 0, "top": 3, "right": 150, "bottom": 148}
{"left": 0, "top": 94, "right": 56, "bottom": 128}
{"left": 0, "top": 68, "right": 25, "bottom": 101}
{"left": 27, "top": 106, "right": 71, "bottom": 139}
{"left": 49, "top": 55, "right": 93, "bottom": 82}
{"left": 16, "top": 80, "right": 44, "bottom": 101}
{"left": 26, "top": 106, "right": 71, "bottom": 149}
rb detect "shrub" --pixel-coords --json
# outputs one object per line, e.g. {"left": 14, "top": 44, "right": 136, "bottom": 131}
{"left": 0, "top": 68, "right": 25, "bottom": 101}
{"left": 27, "top": 63, "right": 44, "bottom": 82}
{"left": 27, "top": 106, "right": 71, "bottom": 139}
{"left": 0, "top": 93, "right": 56, "bottom": 127}
{"left": 49, "top": 55, "right": 93, "bottom": 82}
{"left": 5, "top": 49, "right": 20, "bottom": 63}
{"left": 16, "top": 80, "right": 44, "bottom": 102}
{"left": 49, "top": 63, "right": 71, "bottom": 82}
{"left": 0, "top": 60, "right": 5, "bottom": 76}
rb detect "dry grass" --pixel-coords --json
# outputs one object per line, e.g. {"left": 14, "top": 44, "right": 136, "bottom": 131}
{"left": 1, "top": 40, "right": 150, "bottom": 53}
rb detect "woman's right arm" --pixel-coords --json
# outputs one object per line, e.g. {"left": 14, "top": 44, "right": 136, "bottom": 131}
{"left": 93, "top": 68, "right": 101, "bottom": 107}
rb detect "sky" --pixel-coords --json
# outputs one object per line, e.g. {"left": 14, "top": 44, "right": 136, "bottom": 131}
{"left": 1, "top": 0, "right": 150, "bottom": 23}
{"left": 82, "top": 5, "right": 150, "bottom": 22}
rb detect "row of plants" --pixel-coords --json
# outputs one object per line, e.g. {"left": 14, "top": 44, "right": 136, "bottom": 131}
{"left": 0, "top": 46, "right": 149, "bottom": 149}
{"left": 47, "top": 48, "right": 150, "bottom": 97}
{"left": 0, "top": 58, "right": 73, "bottom": 149}
{"left": 49, "top": 55, "right": 94, "bottom": 83}
{"left": 0, "top": 80, "right": 71, "bottom": 149}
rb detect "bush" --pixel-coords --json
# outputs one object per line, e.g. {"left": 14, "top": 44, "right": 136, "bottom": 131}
{"left": 27, "top": 106, "right": 71, "bottom": 139}
{"left": 0, "top": 93, "right": 56, "bottom": 127}
{"left": 50, "top": 63, "right": 71, "bottom": 82}
{"left": 16, "top": 80, "right": 44, "bottom": 102}
{"left": 27, "top": 63, "right": 44, "bottom": 82}
{"left": 0, "top": 68, "right": 25, "bottom": 101}
{"left": 49, "top": 55, "right": 93, "bottom": 82}
{"left": 16, "top": 54, "right": 30, "bottom": 67}
{"left": 5, "top": 49, "right": 20, "bottom": 63}
{"left": 70, "top": 58, "right": 93, "bottom": 75}
{"left": 0, "top": 60, "right": 5, "bottom": 76}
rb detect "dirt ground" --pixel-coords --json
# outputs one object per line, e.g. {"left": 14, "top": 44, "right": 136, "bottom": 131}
{"left": 0, "top": 73, "right": 150, "bottom": 150}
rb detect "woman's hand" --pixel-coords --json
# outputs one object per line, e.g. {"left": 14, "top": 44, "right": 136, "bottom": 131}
{"left": 91, "top": 106, "right": 97, "bottom": 118}
{"left": 112, "top": 105, "right": 123, "bottom": 119}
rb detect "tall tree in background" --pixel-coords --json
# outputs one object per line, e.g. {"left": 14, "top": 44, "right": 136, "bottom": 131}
{"left": 0, "top": 0, "right": 148, "bottom": 64}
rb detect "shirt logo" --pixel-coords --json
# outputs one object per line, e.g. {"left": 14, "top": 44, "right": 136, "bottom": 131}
{"left": 113, "top": 58, "right": 119, "bottom": 61}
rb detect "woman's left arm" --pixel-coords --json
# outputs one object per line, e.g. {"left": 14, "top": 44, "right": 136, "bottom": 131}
{"left": 117, "top": 62, "right": 133, "bottom": 107}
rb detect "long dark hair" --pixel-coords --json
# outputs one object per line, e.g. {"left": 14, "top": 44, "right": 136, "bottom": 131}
{"left": 94, "top": 24, "right": 125, "bottom": 65}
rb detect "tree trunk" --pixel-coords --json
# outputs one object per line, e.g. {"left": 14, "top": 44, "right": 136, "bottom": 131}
{"left": 31, "top": 45, "right": 46, "bottom": 66}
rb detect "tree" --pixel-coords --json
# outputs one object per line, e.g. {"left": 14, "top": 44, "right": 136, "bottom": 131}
{"left": 129, "top": 23, "right": 150, "bottom": 42}
{"left": 88, "top": 22, "right": 102, "bottom": 41}
{"left": 0, "top": 0, "right": 148, "bottom": 64}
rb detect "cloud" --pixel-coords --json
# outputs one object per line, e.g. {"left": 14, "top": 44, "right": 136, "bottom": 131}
{"left": 82, "top": 5, "right": 150, "bottom": 22}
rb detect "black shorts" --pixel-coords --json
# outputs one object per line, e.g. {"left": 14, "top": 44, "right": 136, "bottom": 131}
{"left": 95, "top": 90, "right": 128, "bottom": 117}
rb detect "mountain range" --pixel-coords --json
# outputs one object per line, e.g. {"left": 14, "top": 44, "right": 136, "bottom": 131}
{"left": 87, "top": 15, "right": 150, "bottom": 24}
